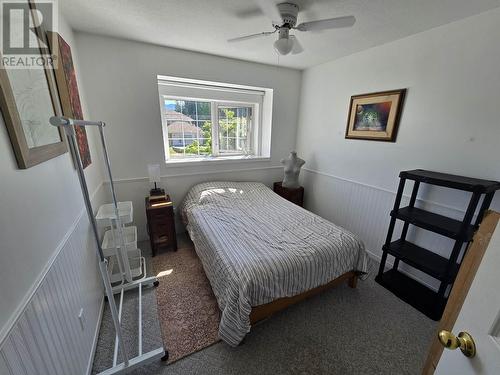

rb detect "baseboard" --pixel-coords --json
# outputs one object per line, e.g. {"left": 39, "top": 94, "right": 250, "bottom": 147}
{"left": 86, "top": 295, "right": 105, "bottom": 375}
{"left": 365, "top": 249, "right": 439, "bottom": 292}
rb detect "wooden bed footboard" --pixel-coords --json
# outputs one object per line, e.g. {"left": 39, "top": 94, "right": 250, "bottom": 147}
{"left": 250, "top": 271, "right": 358, "bottom": 324}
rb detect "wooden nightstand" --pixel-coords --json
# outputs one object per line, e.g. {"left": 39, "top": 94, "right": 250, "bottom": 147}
{"left": 145, "top": 195, "right": 177, "bottom": 256}
{"left": 273, "top": 182, "right": 304, "bottom": 207}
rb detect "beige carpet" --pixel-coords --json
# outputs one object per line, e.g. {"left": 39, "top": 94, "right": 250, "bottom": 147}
{"left": 151, "top": 246, "right": 221, "bottom": 364}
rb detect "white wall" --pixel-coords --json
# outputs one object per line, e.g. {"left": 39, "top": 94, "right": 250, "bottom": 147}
{"left": 0, "top": 12, "right": 105, "bottom": 361}
{"left": 74, "top": 32, "right": 302, "bottom": 239}
{"left": 296, "top": 8, "right": 500, "bottom": 289}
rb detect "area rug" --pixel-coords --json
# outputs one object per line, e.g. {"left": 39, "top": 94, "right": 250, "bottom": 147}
{"left": 151, "top": 246, "right": 221, "bottom": 364}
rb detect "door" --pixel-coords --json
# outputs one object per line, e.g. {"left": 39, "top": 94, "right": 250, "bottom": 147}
{"left": 435, "top": 213, "right": 500, "bottom": 374}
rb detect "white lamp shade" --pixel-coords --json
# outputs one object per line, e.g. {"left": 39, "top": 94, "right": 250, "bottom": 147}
{"left": 147, "top": 164, "right": 161, "bottom": 183}
{"left": 274, "top": 38, "right": 294, "bottom": 55}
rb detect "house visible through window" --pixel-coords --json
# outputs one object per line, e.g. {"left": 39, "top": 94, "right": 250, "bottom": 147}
{"left": 164, "top": 100, "right": 212, "bottom": 158}
{"left": 157, "top": 76, "right": 273, "bottom": 162}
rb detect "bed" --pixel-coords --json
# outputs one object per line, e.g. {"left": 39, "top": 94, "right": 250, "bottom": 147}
{"left": 180, "top": 181, "right": 367, "bottom": 346}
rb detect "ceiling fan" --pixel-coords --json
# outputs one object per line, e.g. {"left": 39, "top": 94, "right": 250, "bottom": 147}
{"left": 228, "top": 1, "right": 356, "bottom": 56}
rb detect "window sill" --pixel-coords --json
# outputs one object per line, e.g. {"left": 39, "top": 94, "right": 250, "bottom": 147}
{"left": 164, "top": 155, "right": 271, "bottom": 167}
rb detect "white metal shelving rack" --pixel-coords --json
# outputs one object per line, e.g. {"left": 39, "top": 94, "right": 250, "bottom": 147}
{"left": 96, "top": 202, "right": 147, "bottom": 286}
{"left": 49, "top": 116, "right": 167, "bottom": 375}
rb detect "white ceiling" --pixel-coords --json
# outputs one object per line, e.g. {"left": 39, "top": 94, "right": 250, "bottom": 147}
{"left": 61, "top": 0, "right": 500, "bottom": 70}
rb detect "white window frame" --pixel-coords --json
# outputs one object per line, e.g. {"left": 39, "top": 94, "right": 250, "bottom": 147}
{"left": 213, "top": 102, "right": 255, "bottom": 157}
{"left": 157, "top": 75, "right": 272, "bottom": 164}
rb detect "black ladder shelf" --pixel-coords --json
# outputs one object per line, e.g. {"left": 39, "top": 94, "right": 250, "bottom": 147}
{"left": 375, "top": 169, "right": 500, "bottom": 320}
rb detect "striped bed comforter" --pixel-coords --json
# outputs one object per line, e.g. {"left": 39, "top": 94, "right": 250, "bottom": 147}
{"left": 180, "top": 181, "right": 367, "bottom": 346}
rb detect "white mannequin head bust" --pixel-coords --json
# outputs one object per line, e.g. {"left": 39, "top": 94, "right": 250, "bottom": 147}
{"left": 280, "top": 151, "right": 305, "bottom": 189}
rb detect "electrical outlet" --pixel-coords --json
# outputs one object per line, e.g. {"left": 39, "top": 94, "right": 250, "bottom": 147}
{"left": 78, "top": 308, "right": 86, "bottom": 331}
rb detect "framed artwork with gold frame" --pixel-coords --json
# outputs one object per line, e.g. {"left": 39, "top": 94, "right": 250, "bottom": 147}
{"left": 345, "top": 89, "right": 406, "bottom": 142}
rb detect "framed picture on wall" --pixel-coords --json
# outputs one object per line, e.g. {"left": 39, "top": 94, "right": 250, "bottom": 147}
{"left": 47, "top": 31, "right": 92, "bottom": 168}
{"left": 0, "top": 0, "right": 67, "bottom": 169}
{"left": 345, "top": 89, "right": 406, "bottom": 142}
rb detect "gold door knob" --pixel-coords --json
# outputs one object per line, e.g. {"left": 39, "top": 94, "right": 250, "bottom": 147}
{"left": 438, "top": 330, "right": 476, "bottom": 358}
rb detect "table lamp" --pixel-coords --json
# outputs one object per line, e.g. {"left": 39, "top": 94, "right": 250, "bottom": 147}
{"left": 148, "top": 163, "right": 165, "bottom": 201}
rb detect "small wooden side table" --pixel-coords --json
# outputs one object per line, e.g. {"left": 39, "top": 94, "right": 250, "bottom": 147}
{"left": 145, "top": 195, "right": 177, "bottom": 256}
{"left": 273, "top": 182, "right": 304, "bottom": 207}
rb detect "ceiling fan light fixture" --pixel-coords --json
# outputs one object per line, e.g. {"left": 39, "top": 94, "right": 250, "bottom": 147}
{"left": 228, "top": 1, "right": 356, "bottom": 56}
{"left": 273, "top": 37, "right": 294, "bottom": 55}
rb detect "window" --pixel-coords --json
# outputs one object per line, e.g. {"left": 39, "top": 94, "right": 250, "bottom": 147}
{"left": 157, "top": 76, "right": 273, "bottom": 162}
{"left": 218, "top": 106, "right": 252, "bottom": 155}
{"left": 163, "top": 99, "right": 213, "bottom": 159}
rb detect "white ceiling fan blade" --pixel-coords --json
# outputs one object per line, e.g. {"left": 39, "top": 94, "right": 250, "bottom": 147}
{"left": 227, "top": 31, "right": 275, "bottom": 43}
{"left": 296, "top": 15, "right": 356, "bottom": 32}
{"left": 290, "top": 35, "right": 304, "bottom": 55}
{"left": 253, "top": 0, "right": 283, "bottom": 24}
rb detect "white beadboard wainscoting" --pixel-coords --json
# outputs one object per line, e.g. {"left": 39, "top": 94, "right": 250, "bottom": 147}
{"left": 0, "top": 185, "right": 106, "bottom": 375}
{"left": 300, "top": 168, "right": 481, "bottom": 291}
{"left": 109, "top": 165, "right": 284, "bottom": 241}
